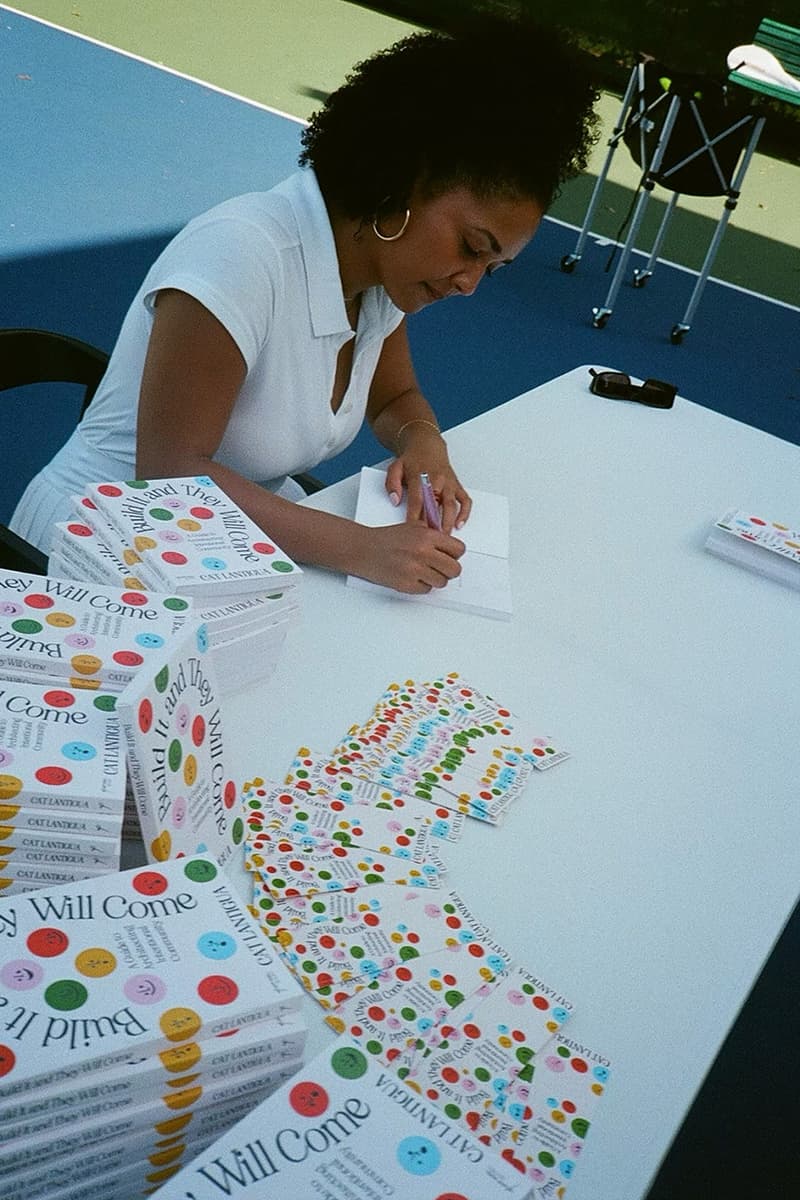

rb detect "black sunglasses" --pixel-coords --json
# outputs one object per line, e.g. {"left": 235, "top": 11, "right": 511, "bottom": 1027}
{"left": 589, "top": 369, "right": 677, "bottom": 409}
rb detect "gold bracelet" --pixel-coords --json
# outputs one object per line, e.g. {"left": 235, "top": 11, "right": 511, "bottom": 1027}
{"left": 395, "top": 418, "right": 442, "bottom": 450}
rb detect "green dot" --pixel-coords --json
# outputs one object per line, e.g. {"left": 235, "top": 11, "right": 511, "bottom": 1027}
{"left": 167, "top": 739, "right": 182, "bottom": 771}
{"left": 516, "top": 1046, "right": 533, "bottom": 1065}
{"left": 302, "top": 960, "right": 317, "bottom": 974}
{"left": 572, "top": 1117, "right": 590, "bottom": 1138}
{"left": 539, "top": 1151, "right": 556, "bottom": 1168}
{"left": 126, "top": 480, "right": 149, "bottom": 488}
{"left": 444, "top": 1103, "right": 462, "bottom": 1119}
{"left": 364, "top": 873, "right": 382, "bottom": 883}
{"left": 557, "top": 1045, "right": 571, "bottom": 1058}
{"left": 184, "top": 859, "right": 217, "bottom": 883}
{"left": 318, "top": 870, "right": 332, "bottom": 881}
{"left": 154, "top": 666, "right": 170, "bottom": 693}
{"left": 311, "top": 900, "right": 326, "bottom": 913}
{"left": 522, "top": 983, "right": 535, "bottom": 995}
{"left": 271, "top": 877, "right": 286, "bottom": 889}
{"left": 350, "top": 945, "right": 365, "bottom": 959}
{"left": 231, "top": 817, "right": 244, "bottom": 845}
{"left": 12, "top": 619, "right": 42, "bottom": 634}
{"left": 366, "top": 1040, "right": 382, "bottom": 1056}
{"left": 340, "top": 780, "right": 353, "bottom": 792}
{"left": 400, "top": 1006, "right": 417, "bottom": 1021}
{"left": 444, "top": 988, "right": 464, "bottom": 1007}
{"left": 93, "top": 694, "right": 117, "bottom": 711}
{"left": 331, "top": 1046, "right": 368, "bottom": 1080}
{"left": 45, "top": 980, "right": 88, "bottom": 1011}
{"left": 475, "top": 1066, "right": 491, "bottom": 1082}
{"left": 163, "top": 597, "right": 190, "bottom": 611}
{"left": 149, "top": 507, "right": 174, "bottom": 521}
{"left": 272, "top": 561, "right": 295, "bottom": 573}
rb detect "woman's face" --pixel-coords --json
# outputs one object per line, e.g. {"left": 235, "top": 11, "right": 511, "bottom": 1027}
{"left": 372, "top": 186, "right": 544, "bottom": 314}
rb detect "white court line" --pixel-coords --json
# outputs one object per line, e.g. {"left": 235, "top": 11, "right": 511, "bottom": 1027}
{"left": 1, "top": 2, "right": 308, "bottom": 126}
{"left": 544, "top": 215, "right": 800, "bottom": 314}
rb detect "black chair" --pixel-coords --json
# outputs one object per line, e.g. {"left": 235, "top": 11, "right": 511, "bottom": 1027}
{"left": 0, "top": 328, "right": 109, "bottom": 573}
{"left": 0, "top": 326, "right": 323, "bottom": 574}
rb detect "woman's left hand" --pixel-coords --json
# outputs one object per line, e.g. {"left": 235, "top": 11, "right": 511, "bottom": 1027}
{"left": 384, "top": 434, "right": 472, "bottom": 534}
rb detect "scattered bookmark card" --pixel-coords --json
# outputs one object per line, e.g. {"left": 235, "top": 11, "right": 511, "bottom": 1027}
{"left": 243, "top": 782, "right": 435, "bottom": 865}
{"left": 705, "top": 508, "right": 800, "bottom": 590}
{"left": 282, "top": 750, "right": 466, "bottom": 842}
{"left": 246, "top": 838, "right": 443, "bottom": 898}
{"left": 347, "top": 466, "right": 513, "bottom": 619}
{"left": 326, "top": 942, "right": 513, "bottom": 1070}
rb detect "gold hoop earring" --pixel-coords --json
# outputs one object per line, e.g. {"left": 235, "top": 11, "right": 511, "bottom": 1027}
{"left": 372, "top": 208, "right": 411, "bottom": 242}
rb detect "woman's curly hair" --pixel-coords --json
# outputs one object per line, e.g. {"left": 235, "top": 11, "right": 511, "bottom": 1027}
{"left": 299, "top": 14, "right": 600, "bottom": 219}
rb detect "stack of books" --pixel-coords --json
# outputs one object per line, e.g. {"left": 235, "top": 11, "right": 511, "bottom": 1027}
{"left": 0, "top": 675, "right": 126, "bottom": 894}
{"left": 0, "top": 854, "right": 307, "bottom": 1200}
{"left": 117, "top": 619, "right": 249, "bottom": 897}
{"left": 120, "top": 1038, "right": 534, "bottom": 1200}
{"left": 0, "top": 568, "right": 197, "bottom": 892}
{"left": 49, "top": 476, "right": 303, "bottom": 695}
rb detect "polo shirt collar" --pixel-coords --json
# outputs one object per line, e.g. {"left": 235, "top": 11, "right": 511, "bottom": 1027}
{"left": 280, "top": 168, "right": 350, "bottom": 338}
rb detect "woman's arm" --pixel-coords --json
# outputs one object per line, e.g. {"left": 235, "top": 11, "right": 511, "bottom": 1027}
{"left": 135, "top": 290, "right": 465, "bottom": 593}
{"left": 366, "top": 321, "right": 472, "bottom": 533}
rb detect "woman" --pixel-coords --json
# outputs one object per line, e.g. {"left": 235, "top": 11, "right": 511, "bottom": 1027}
{"left": 11, "top": 15, "right": 598, "bottom": 593}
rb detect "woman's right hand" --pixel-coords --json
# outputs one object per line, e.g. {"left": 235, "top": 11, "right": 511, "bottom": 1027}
{"left": 354, "top": 522, "right": 465, "bottom": 593}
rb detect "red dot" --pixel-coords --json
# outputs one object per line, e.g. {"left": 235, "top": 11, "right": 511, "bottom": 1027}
{"left": 197, "top": 975, "right": 239, "bottom": 1005}
{"left": 0, "top": 1045, "right": 16, "bottom": 1077}
{"left": 288, "top": 860, "right": 304, "bottom": 871}
{"left": 396, "top": 966, "right": 413, "bottom": 982}
{"left": 750, "top": 517, "right": 766, "bottom": 525}
{"left": 223, "top": 780, "right": 236, "bottom": 810}
{"left": 288, "top": 1080, "right": 329, "bottom": 1117}
{"left": 97, "top": 485, "right": 123, "bottom": 496}
{"left": 121, "top": 592, "right": 148, "bottom": 606}
{"left": 66, "top": 523, "right": 92, "bottom": 537}
{"left": 317, "top": 973, "right": 334, "bottom": 989}
{"left": 133, "top": 870, "right": 168, "bottom": 895}
{"left": 512, "top": 1029, "right": 525, "bottom": 1041}
{"left": 26, "top": 927, "right": 69, "bottom": 957}
{"left": 43, "top": 690, "right": 75, "bottom": 708}
{"left": 332, "top": 846, "right": 347, "bottom": 857}
{"left": 138, "top": 698, "right": 153, "bottom": 733}
{"left": 113, "top": 650, "right": 144, "bottom": 667}
{"left": 570, "top": 1057, "right": 589, "bottom": 1073}
{"left": 532, "top": 747, "right": 546, "bottom": 757}
{"left": 396, "top": 835, "right": 411, "bottom": 846}
{"left": 24, "top": 594, "right": 54, "bottom": 609}
{"left": 441, "top": 1066, "right": 459, "bottom": 1083}
{"left": 532, "top": 995, "right": 549, "bottom": 1009}
{"left": 367, "top": 1006, "right": 385, "bottom": 1021}
{"left": 463, "top": 1023, "right": 482, "bottom": 1039}
{"left": 35, "top": 765, "right": 72, "bottom": 786}
{"left": 331, "top": 800, "right": 345, "bottom": 812}
{"left": 190, "top": 507, "right": 214, "bottom": 520}
{"left": 252, "top": 541, "right": 275, "bottom": 554}
{"left": 319, "top": 935, "right": 336, "bottom": 949}
{"left": 191, "top": 715, "right": 205, "bottom": 746}
{"left": 563, "top": 1100, "right": 577, "bottom": 1113}
{"left": 467, "top": 943, "right": 484, "bottom": 957}
{"left": 364, "top": 913, "right": 379, "bottom": 926}
{"left": 162, "top": 551, "right": 188, "bottom": 565}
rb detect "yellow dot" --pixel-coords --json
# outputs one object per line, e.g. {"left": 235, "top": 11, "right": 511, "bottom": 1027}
{"left": 552, "top": 1110, "right": 566, "bottom": 1124}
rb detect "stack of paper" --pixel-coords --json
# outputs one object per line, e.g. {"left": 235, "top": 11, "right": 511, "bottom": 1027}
{"left": 48, "top": 475, "right": 303, "bottom": 695}
{"left": 0, "top": 854, "right": 306, "bottom": 1200}
{"left": 347, "top": 465, "right": 513, "bottom": 619}
{"left": 122, "top": 1038, "right": 535, "bottom": 1200}
{"left": 705, "top": 509, "right": 800, "bottom": 590}
{"left": 0, "top": 676, "right": 126, "bottom": 893}
{"left": 236, "top": 671, "right": 608, "bottom": 1197}
{"left": 117, "top": 621, "right": 249, "bottom": 898}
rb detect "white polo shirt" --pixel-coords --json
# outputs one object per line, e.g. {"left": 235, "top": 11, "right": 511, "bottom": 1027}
{"left": 79, "top": 168, "right": 405, "bottom": 485}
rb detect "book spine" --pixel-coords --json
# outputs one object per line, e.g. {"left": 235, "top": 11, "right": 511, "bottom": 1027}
{"left": 0, "top": 805, "right": 123, "bottom": 838}
{"left": 1, "top": 1025, "right": 306, "bottom": 1157}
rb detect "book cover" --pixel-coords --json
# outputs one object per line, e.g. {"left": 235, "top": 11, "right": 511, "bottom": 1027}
{"left": 116, "top": 623, "right": 247, "bottom": 888}
{"left": 85, "top": 476, "right": 302, "bottom": 598}
{"left": 0, "top": 677, "right": 126, "bottom": 820}
{"left": 0, "top": 568, "right": 192, "bottom": 690}
{"left": 0, "top": 854, "right": 303, "bottom": 1098}
{"left": 133, "top": 1037, "right": 534, "bottom": 1199}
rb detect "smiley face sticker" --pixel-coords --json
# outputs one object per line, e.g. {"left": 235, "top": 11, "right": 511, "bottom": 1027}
{"left": 397, "top": 1135, "right": 441, "bottom": 1176}
{"left": 289, "top": 1080, "right": 329, "bottom": 1117}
